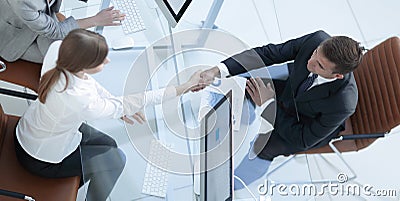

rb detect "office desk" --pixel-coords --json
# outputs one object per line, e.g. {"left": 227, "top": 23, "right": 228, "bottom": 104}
{"left": 85, "top": 1, "right": 313, "bottom": 200}
{"left": 86, "top": 36, "right": 255, "bottom": 200}
{"left": 85, "top": 29, "right": 315, "bottom": 201}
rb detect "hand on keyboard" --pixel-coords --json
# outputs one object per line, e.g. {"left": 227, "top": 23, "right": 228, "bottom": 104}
{"left": 112, "top": 0, "right": 147, "bottom": 34}
{"left": 92, "top": 6, "right": 126, "bottom": 26}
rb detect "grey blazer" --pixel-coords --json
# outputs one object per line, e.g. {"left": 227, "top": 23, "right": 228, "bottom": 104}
{"left": 0, "top": 0, "right": 79, "bottom": 62}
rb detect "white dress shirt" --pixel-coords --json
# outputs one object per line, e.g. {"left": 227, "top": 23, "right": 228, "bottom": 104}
{"left": 307, "top": 72, "right": 336, "bottom": 90}
{"left": 216, "top": 63, "right": 336, "bottom": 112}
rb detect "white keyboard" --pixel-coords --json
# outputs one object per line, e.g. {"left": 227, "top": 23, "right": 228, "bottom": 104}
{"left": 142, "top": 140, "right": 172, "bottom": 198}
{"left": 112, "top": 0, "right": 146, "bottom": 34}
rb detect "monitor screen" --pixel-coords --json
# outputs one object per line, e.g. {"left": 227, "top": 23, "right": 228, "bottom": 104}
{"left": 154, "top": 0, "right": 192, "bottom": 27}
{"left": 200, "top": 90, "right": 233, "bottom": 201}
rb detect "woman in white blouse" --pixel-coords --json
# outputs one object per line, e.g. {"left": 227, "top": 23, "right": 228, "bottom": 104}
{"left": 15, "top": 29, "right": 203, "bottom": 201}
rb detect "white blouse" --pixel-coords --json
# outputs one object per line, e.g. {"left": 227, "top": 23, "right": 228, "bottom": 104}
{"left": 16, "top": 42, "right": 176, "bottom": 163}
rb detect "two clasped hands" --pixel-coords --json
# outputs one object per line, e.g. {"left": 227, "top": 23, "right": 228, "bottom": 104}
{"left": 194, "top": 66, "right": 275, "bottom": 106}
{"left": 122, "top": 66, "right": 275, "bottom": 125}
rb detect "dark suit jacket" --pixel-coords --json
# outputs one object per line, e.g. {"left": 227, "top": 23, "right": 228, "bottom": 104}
{"left": 222, "top": 30, "right": 358, "bottom": 159}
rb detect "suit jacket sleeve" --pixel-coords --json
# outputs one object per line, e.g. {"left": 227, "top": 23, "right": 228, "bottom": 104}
{"left": 11, "top": 0, "right": 78, "bottom": 40}
{"left": 222, "top": 31, "right": 329, "bottom": 75}
{"left": 272, "top": 96, "right": 355, "bottom": 149}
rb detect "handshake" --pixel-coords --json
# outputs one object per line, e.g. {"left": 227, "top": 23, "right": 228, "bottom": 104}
{"left": 123, "top": 66, "right": 275, "bottom": 125}
{"left": 183, "top": 66, "right": 222, "bottom": 93}
{"left": 185, "top": 66, "right": 275, "bottom": 107}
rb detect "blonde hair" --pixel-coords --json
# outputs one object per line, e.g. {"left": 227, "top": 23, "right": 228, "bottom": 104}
{"left": 38, "top": 29, "right": 108, "bottom": 103}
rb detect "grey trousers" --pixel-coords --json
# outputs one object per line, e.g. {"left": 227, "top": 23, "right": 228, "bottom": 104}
{"left": 15, "top": 123, "right": 126, "bottom": 201}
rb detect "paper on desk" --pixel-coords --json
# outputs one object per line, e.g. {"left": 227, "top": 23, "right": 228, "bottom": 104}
{"left": 198, "top": 76, "right": 246, "bottom": 130}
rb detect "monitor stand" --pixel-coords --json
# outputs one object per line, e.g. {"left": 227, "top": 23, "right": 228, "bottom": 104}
{"left": 189, "top": 0, "right": 224, "bottom": 46}
{"left": 200, "top": 21, "right": 218, "bottom": 29}
{"left": 178, "top": 0, "right": 224, "bottom": 30}
{"left": 201, "top": 0, "right": 224, "bottom": 29}
{"left": 193, "top": 159, "right": 200, "bottom": 195}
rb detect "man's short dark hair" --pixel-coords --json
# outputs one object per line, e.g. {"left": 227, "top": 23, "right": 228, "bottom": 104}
{"left": 320, "top": 36, "right": 364, "bottom": 74}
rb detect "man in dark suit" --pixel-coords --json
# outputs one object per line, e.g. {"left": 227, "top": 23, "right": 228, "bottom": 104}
{"left": 197, "top": 30, "right": 364, "bottom": 188}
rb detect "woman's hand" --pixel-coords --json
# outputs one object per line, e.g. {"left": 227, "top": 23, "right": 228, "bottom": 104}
{"left": 190, "top": 66, "right": 221, "bottom": 92}
{"left": 186, "top": 70, "right": 204, "bottom": 91}
{"left": 78, "top": 6, "right": 126, "bottom": 28}
{"left": 93, "top": 6, "right": 126, "bottom": 26}
{"left": 121, "top": 111, "right": 146, "bottom": 125}
{"left": 175, "top": 70, "right": 206, "bottom": 95}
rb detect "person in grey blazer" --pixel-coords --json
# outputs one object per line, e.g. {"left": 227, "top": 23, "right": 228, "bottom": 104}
{"left": 0, "top": 0, "right": 126, "bottom": 63}
{"left": 197, "top": 30, "right": 364, "bottom": 188}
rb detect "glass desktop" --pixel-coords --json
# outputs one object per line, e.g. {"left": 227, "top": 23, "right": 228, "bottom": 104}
{"left": 84, "top": 1, "right": 314, "bottom": 200}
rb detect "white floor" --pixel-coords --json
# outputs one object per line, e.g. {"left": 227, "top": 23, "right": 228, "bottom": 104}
{"left": 1, "top": 0, "right": 400, "bottom": 201}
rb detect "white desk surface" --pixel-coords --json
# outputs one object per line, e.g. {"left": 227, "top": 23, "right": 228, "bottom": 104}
{"left": 87, "top": 1, "right": 311, "bottom": 200}
{"left": 89, "top": 43, "right": 269, "bottom": 201}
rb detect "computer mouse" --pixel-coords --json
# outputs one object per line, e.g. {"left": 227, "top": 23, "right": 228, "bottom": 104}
{"left": 111, "top": 36, "right": 135, "bottom": 50}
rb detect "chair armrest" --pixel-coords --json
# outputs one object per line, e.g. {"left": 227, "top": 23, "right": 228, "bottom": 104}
{"left": 0, "top": 88, "right": 37, "bottom": 100}
{"left": 340, "top": 133, "right": 387, "bottom": 140}
{"left": 0, "top": 189, "right": 35, "bottom": 201}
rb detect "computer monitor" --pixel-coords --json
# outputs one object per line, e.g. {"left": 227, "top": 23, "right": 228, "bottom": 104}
{"left": 154, "top": 0, "right": 192, "bottom": 27}
{"left": 199, "top": 90, "right": 233, "bottom": 201}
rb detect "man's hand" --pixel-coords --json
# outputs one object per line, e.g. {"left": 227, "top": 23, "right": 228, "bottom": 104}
{"left": 121, "top": 112, "right": 146, "bottom": 125}
{"left": 191, "top": 66, "right": 221, "bottom": 92}
{"left": 186, "top": 70, "right": 204, "bottom": 92}
{"left": 246, "top": 77, "right": 275, "bottom": 106}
